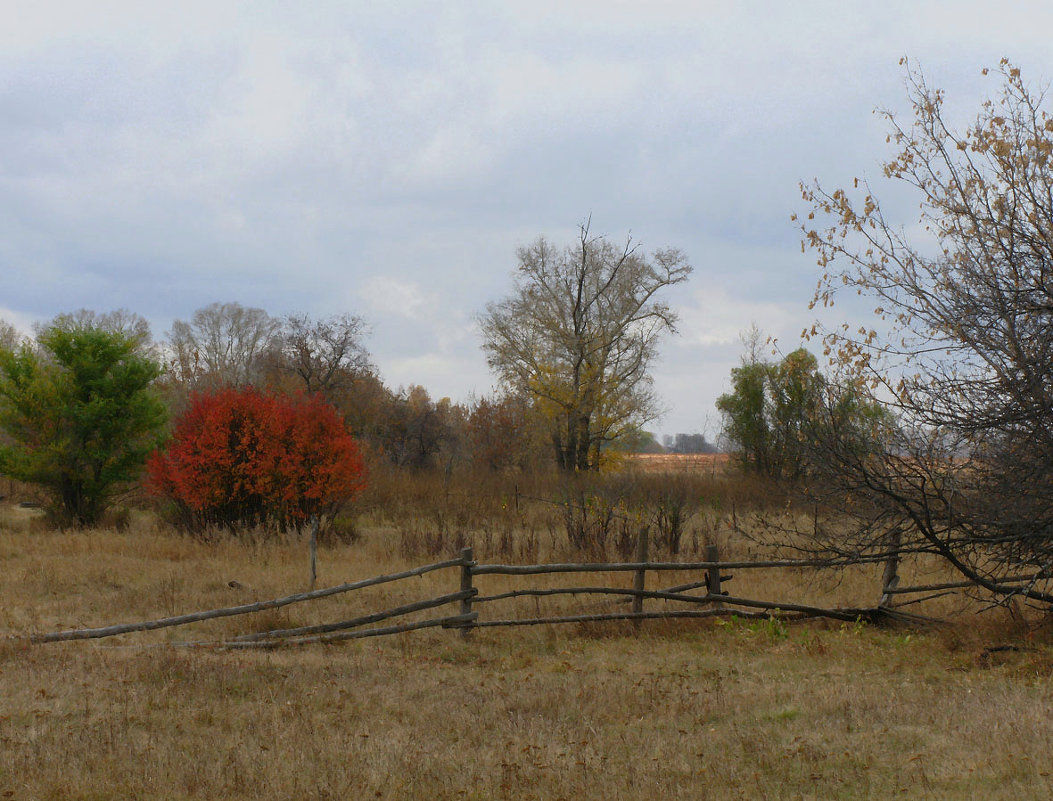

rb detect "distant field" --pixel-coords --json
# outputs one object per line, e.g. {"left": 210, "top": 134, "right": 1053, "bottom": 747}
{"left": 626, "top": 453, "right": 730, "bottom": 472}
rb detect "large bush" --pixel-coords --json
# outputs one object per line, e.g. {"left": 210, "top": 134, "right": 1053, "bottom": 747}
{"left": 0, "top": 324, "right": 166, "bottom": 527}
{"left": 147, "top": 388, "right": 365, "bottom": 531}
{"left": 716, "top": 348, "right": 826, "bottom": 479}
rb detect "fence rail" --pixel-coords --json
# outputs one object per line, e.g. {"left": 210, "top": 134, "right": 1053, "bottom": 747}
{"left": 21, "top": 537, "right": 993, "bottom": 649}
{"left": 469, "top": 555, "right": 893, "bottom": 575}
{"left": 29, "top": 557, "right": 465, "bottom": 644}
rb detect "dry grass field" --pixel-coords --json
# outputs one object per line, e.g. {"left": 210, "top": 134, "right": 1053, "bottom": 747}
{"left": 2, "top": 501, "right": 1053, "bottom": 800}
{"left": 626, "top": 453, "right": 730, "bottom": 473}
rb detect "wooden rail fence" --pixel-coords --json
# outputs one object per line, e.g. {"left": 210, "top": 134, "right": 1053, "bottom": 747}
{"left": 18, "top": 536, "right": 991, "bottom": 648}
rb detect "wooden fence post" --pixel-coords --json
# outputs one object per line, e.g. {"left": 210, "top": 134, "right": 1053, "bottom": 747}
{"left": 459, "top": 547, "right": 475, "bottom": 638}
{"left": 705, "top": 543, "right": 722, "bottom": 608}
{"left": 309, "top": 515, "right": 319, "bottom": 591}
{"left": 879, "top": 531, "right": 901, "bottom": 607}
{"left": 632, "top": 527, "right": 649, "bottom": 628}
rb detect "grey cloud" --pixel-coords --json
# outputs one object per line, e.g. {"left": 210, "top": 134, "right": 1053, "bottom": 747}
{"left": 2, "top": 3, "right": 1053, "bottom": 435}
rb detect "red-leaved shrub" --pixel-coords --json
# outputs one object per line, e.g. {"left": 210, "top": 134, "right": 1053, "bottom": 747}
{"left": 147, "top": 388, "right": 366, "bottom": 531}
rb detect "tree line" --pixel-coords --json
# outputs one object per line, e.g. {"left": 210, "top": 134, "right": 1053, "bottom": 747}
{"left": 1, "top": 215, "right": 698, "bottom": 529}
{"left": 0, "top": 305, "right": 544, "bottom": 528}
{"left": 0, "top": 221, "right": 694, "bottom": 525}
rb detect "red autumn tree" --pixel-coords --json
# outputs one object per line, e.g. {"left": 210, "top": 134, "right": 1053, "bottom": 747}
{"left": 147, "top": 388, "right": 366, "bottom": 531}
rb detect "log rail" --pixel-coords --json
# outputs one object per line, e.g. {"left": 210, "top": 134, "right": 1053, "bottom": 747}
{"left": 22, "top": 539, "right": 1016, "bottom": 648}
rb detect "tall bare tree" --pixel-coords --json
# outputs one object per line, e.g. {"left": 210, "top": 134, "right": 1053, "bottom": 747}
{"left": 168, "top": 302, "right": 280, "bottom": 388}
{"left": 276, "top": 313, "right": 372, "bottom": 395}
{"left": 797, "top": 59, "right": 1053, "bottom": 606}
{"left": 480, "top": 221, "right": 691, "bottom": 471}
{"left": 0, "top": 319, "right": 20, "bottom": 352}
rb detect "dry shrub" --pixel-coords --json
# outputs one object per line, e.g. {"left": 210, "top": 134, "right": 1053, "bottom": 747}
{"left": 352, "top": 462, "right": 789, "bottom": 564}
{"left": 397, "top": 519, "right": 465, "bottom": 559}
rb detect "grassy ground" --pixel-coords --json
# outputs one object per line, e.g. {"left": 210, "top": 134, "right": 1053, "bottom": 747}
{"left": 2, "top": 508, "right": 1052, "bottom": 799}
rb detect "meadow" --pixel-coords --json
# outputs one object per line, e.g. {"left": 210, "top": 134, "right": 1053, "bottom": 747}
{"left": 1, "top": 468, "right": 1052, "bottom": 800}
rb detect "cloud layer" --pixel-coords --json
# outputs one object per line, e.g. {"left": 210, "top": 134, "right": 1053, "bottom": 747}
{"left": 2, "top": 1, "right": 1053, "bottom": 435}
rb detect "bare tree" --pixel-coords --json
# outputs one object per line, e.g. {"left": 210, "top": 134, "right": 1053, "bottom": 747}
{"left": 43, "top": 309, "right": 153, "bottom": 352}
{"left": 378, "top": 385, "right": 455, "bottom": 470}
{"left": 276, "top": 313, "right": 372, "bottom": 395}
{"left": 797, "top": 59, "right": 1053, "bottom": 606}
{"left": 0, "top": 319, "right": 21, "bottom": 352}
{"left": 168, "top": 302, "right": 280, "bottom": 388}
{"left": 480, "top": 220, "right": 691, "bottom": 471}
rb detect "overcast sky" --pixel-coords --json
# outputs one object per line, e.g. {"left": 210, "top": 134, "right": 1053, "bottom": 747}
{"left": 3, "top": 1, "right": 1053, "bottom": 438}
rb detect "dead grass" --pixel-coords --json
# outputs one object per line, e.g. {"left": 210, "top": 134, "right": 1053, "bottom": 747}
{"left": 626, "top": 452, "right": 730, "bottom": 473}
{"left": 2, "top": 510, "right": 1053, "bottom": 799}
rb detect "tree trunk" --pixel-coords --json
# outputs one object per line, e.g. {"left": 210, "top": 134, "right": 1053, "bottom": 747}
{"left": 575, "top": 413, "right": 592, "bottom": 471}
{"left": 563, "top": 414, "right": 578, "bottom": 471}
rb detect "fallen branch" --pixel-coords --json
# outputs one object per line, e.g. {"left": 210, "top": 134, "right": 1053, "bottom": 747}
{"left": 885, "top": 574, "right": 1046, "bottom": 595}
{"left": 888, "top": 591, "right": 957, "bottom": 608}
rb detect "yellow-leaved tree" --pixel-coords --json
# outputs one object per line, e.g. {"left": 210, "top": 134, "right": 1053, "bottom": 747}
{"left": 480, "top": 221, "right": 691, "bottom": 471}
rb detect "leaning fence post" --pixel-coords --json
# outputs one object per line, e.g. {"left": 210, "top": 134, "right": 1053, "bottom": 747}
{"left": 632, "top": 527, "right": 649, "bottom": 628}
{"left": 459, "top": 546, "right": 475, "bottom": 638}
{"left": 705, "top": 543, "right": 722, "bottom": 608}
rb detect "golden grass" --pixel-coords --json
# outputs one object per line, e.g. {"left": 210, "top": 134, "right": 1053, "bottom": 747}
{"left": 2, "top": 510, "right": 1053, "bottom": 799}
{"left": 625, "top": 452, "right": 730, "bottom": 473}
